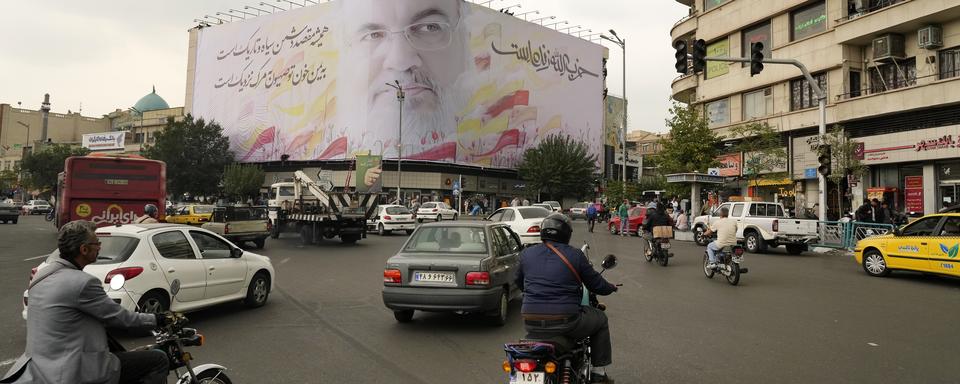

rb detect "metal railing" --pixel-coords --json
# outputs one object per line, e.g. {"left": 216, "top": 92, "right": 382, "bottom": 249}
{"left": 810, "top": 221, "right": 896, "bottom": 250}
{"left": 845, "top": 0, "right": 907, "bottom": 20}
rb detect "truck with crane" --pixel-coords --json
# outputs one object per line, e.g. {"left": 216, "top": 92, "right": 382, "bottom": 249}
{"left": 267, "top": 170, "right": 380, "bottom": 244}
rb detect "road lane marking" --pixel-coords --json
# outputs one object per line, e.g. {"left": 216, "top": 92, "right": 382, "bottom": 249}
{"left": 280, "top": 257, "right": 290, "bottom": 265}
{"left": 23, "top": 254, "right": 49, "bottom": 261}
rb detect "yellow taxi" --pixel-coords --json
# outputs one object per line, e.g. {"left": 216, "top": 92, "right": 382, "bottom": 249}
{"left": 165, "top": 204, "right": 216, "bottom": 225}
{"left": 854, "top": 213, "right": 960, "bottom": 278}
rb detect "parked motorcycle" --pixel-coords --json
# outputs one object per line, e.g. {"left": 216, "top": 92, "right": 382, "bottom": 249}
{"left": 501, "top": 251, "right": 619, "bottom": 384}
{"left": 109, "top": 276, "right": 232, "bottom": 384}
{"left": 703, "top": 245, "right": 748, "bottom": 285}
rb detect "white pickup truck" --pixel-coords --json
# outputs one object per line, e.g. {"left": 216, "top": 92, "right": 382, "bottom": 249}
{"left": 692, "top": 201, "right": 819, "bottom": 254}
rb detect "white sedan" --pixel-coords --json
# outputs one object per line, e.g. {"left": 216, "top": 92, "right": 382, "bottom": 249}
{"left": 23, "top": 223, "right": 275, "bottom": 319}
{"left": 486, "top": 206, "right": 552, "bottom": 245}
{"left": 367, "top": 204, "right": 416, "bottom": 235}
{"left": 416, "top": 202, "right": 459, "bottom": 222}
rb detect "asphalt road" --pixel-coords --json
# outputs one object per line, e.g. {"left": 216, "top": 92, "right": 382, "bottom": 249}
{"left": 1, "top": 215, "right": 959, "bottom": 383}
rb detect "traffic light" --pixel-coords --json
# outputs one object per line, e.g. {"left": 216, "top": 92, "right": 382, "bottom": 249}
{"left": 817, "top": 145, "right": 832, "bottom": 176}
{"left": 750, "top": 42, "right": 764, "bottom": 76}
{"left": 674, "top": 40, "right": 688, "bottom": 74}
{"left": 691, "top": 39, "right": 707, "bottom": 74}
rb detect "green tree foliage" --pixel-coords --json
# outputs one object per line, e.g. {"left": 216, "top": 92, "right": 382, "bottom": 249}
{"left": 20, "top": 144, "right": 90, "bottom": 192}
{"left": 604, "top": 180, "right": 639, "bottom": 204}
{"left": 654, "top": 102, "right": 720, "bottom": 175}
{"left": 820, "top": 125, "right": 867, "bottom": 181}
{"left": 143, "top": 115, "right": 235, "bottom": 199}
{"left": 518, "top": 134, "right": 598, "bottom": 200}
{"left": 0, "top": 168, "right": 19, "bottom": 195}
{"left": 728, "top": 122, "right": 788, "bottom": 189}
{"left": 222, "top": 163, "right": 265, "bottom": 203}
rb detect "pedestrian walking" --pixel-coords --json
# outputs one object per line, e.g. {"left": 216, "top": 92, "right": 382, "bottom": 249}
{"left": 586, "top": 203, "right": 598, "bottom": 233}
{"left": 617, "top": 199, "right": 629, "bottom": 237}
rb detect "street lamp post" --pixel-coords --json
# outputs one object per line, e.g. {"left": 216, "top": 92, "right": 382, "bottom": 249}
{"left": 543, "top": 20, "right": 568, "bottom": 29}
{"left": 601, "top": 30, "right": 626, "bottom": 185}
{"left": 530, "top": 15, "right": 555, "bottom": 24}
{"left": 386, "top": 81, "right": 405, "bottom": 203}
{"left": 515, "top": 10, "right": 538, "bottom": 20}
{"left": 129, "top": 107, "right": 144, "bottom": 152}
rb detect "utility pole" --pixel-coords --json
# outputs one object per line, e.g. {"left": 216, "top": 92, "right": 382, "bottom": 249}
{"left": 601, "top": 30, "right": 626, "bottom": 185}
{"left": 386, "top": 81, "right": 405, "bottom": 203}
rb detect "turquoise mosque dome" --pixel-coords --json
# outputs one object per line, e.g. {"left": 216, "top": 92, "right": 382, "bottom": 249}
{"left": 132, "top": 86, "right": 170, "bottom": 112}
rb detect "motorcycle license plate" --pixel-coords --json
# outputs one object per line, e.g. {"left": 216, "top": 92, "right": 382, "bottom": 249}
{"left": 660, "top": 242, "right": 671, "bottom": 249}
{"left": 511, "top": 372, "right": 545, "bottom": 384}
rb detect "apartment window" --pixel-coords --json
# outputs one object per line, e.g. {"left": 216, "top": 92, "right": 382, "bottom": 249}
{"left": 704, "top": 0, "right": 726, "bottom": 11}
{"left": 791, "top": 2, "right": 827, "bottom": 41}
{"left": 741, "top": 22, "right": 771, "bottom": 67}
{"left": 743, "top": 88, "right": 773, "bottom": 119}
{"left": 940, "top": 47, "right": 960, "bottom": 80}
{"left": 849, "top": 71, "right": 862, "bottom": 98}
{"left": 869, "top": 58, "right": 916, "bottom": 93}
{"left": 706, "top": 98, "right": 730, "bottom": 127}
{"left": 790, "top": 73, "right": 827, "bottom": 111}
{"left": 705, "top": 38, "right": 730, "bottom": 79}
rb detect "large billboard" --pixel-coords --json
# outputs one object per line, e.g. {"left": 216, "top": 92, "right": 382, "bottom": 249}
{"left": 190, "top": 0, "right": 605, "bottom": 169}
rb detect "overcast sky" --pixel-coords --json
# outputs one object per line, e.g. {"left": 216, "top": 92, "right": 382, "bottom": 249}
{"left": 0, "top": 0, "right": 687, "bottom": 133}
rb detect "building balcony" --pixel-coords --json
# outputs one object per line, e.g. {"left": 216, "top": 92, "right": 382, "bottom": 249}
{"left": 671, "top": 74, "right": 698, "bottom": 103}
{"left": 671, "top": 14, "right": 697, "bottom": 43}
{"left": 834, "top": 75, "right": 960, "bottom": 122}
{"left": 835, "top": 0, "right": 960, "bottom": 44}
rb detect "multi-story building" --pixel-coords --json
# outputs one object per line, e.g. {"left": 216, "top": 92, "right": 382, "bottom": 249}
{"left": 671, "top": 0, "right": 960, "bottom": 218}
{"left": 0, "top": 101, "right": 110, "bottom": 172}
{"left": 105, "top": 87, "right": 185, "bottom": 154}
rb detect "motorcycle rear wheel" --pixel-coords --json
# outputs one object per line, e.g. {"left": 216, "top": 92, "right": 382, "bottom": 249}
{"left": 702, "top": 254, "right": 715, "bottom": 278}
{"left": 194, "top": 368, "right": 233, "bottom": 384}
{"left": 658, "top": 251, "right": 669, "bottom": 267}
{"left": 726, "top": 262, "right": 741, "bottom": 286}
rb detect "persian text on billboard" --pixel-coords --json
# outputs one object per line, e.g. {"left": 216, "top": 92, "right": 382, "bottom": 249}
{"left": 191, "top": 0, "right": 604, "bottom": 169}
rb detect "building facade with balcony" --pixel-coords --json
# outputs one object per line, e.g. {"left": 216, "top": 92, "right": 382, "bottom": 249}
{"left": 672, "top": 0, "right": 960, "bottom": 219}
{"left": 0, "top": 103, "right": 110, "bottom": 173}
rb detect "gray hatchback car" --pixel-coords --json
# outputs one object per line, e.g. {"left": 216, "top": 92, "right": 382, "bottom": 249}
{"left": 382, "top": 222, "right": 524, "bottom": 326}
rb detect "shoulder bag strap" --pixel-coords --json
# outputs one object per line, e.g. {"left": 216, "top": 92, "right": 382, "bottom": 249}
{"left": 544, "top": 242, "right": 582, "bottom": 285}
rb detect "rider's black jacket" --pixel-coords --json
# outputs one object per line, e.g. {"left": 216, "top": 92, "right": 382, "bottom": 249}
{"left": 515, "top": 241, "right": 617, "bottom": 315}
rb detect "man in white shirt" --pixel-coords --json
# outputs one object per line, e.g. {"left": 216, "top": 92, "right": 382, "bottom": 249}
{"left": 704, "top": 207, "right": 738, "bottom": 268}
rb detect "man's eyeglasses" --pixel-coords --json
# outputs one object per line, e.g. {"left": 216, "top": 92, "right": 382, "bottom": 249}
{"left": 355, "top": 21, "right": 457, "bottom": 52}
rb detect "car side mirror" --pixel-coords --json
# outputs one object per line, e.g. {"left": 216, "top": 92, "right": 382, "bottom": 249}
{"left": 601, "top": 254, "right": 618, "bottom": 270}
{"left": 893, "top": 227, "right": 902, "bottom": 236}
{"left": 231, "top": 248, "right": 244, "bottom": 258}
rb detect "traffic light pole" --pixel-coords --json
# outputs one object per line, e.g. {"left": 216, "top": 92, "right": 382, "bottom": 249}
{"left": 699, "top": 56, "right": 827, "bottom": 220}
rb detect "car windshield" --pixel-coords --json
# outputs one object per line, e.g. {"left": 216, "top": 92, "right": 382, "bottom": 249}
{"left": 277, "top": 186, "right": 295, "bottom": 197}
{"left": 48, "top": 235, "right": 140, "bottom": 264}
{"left": 194, "top": 205, "right": 215, "bottom": 214}
{"left": 518, "top": 207, "right": 550, "bottom": 219}
{"left": 404, "top": 226, "right": 488, "bottom": 253}
{"left": 421, "top": 203, "right": 436, "bottom": 209}
{"left": 573, "top": 203, "right": 589, "bottom": 209}
{"left": 386, "top": 207, "right": 411, "bottom": 215}
{"left": 35, "top": 200, "right": 49, "bottom": 205}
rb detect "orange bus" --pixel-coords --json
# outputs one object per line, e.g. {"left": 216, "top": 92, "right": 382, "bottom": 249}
{"left": 54, "top": 154, "right": 166, "bottom": 228}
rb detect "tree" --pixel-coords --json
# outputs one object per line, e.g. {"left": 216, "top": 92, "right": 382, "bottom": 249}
{"left": 604, "top": 180, "right": 639, "bottom": 204}
{"left": 654, "top": 102, "right": 721, "bottom": 175}
{"left": 820, "top": 125, "right": 868, "bottom": 213}
{"left": 20, "top": 144, "right": 90, "bottom": 193}
{"left": 0, "top": 168, "right": 19, "bottom": 196}
{"left": 517, "top": 134, "right": 598, "bottom": 201}
{"left": 222, "top": 163, "right": 265, "bottom": 203}
{"left": 654, "top": 102, "right": 721, "bottom": 196}
{"left": 728, "top": 122, "right": 788, "bottom": 194}
{"left": 143, "top": 114, "right": 235, "bottom": 200}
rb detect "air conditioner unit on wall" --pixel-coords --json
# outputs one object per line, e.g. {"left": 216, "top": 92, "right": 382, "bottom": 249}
{"left": 918, "top": 25, "right": 943, "bottom": 49}
{"left": 873, "top": 33, "right": 905, "bottom": 62}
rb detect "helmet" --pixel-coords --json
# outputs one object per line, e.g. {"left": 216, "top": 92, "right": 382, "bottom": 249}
{"left": 540, "top": 213, "right": 573, "bottom": 244}
{"left": 144, "top": 204, "right": 158, "bottom": 217}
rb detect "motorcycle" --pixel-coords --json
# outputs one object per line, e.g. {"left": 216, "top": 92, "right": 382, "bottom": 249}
{"left": 703, "top": 244, "right": 748, "bottom": 286}
{"left": 644, "top": 226, "right": 673, "bottom": 267}
{"left": 501, "top": 249, "right": 619, "bottom": 384}
{"left": 109, "top": 275, "right": 233, "bottom": 384}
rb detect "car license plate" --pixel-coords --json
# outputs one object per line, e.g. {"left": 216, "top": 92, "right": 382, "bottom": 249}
{"left": 510, "top": 372, "right": 544, "bottom": 384}
{"left": 414, "top": 271, "right": 455, "bottom": 283}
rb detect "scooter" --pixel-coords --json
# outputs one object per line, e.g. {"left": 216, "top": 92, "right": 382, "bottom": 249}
{"left": 703, "top": 244, "right": 748, "bottom": 286}
{"left": 109, "top": 276, "right": 233, "bottom": 384}
{"left": 501, "top": 248, "right": 619, "bottom": 384}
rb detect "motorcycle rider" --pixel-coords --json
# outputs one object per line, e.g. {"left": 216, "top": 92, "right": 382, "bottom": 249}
{"left": 642, "top": 203, "right": 673, "bottom": 257}
{"left": 515, "top": 213, "right": 619, "bottom": 383}
{"left": 703, "top": 207, "right": 738, "bottom": 269}
{"left": 1, "top": 220, "right": 170, "bottom": 384}
{"left": 135, "top": 204, "right": 160, "bottom": 224}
